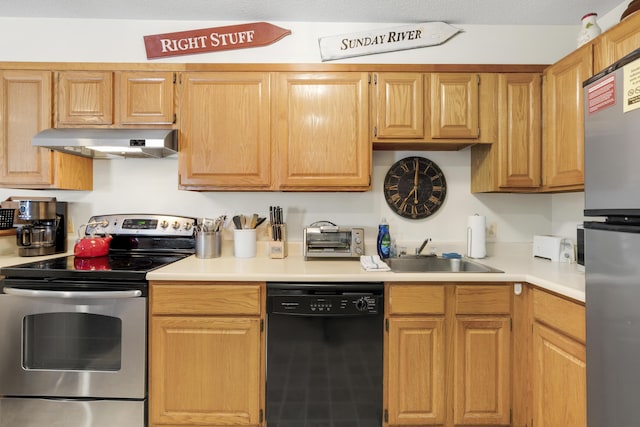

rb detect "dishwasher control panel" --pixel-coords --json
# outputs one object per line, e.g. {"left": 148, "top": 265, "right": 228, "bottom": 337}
{"left": 267, "top": 283, "right": 383, "bottom": 316}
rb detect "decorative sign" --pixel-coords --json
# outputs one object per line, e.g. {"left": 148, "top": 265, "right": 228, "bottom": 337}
{"left": 318, "top": 22, "right": 461, "bottom": 62}
{"left": 144, "top": 22, "right": 291, "bottom": 59}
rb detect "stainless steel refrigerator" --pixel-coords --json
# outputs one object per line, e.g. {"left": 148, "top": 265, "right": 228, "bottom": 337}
{"left": 584, "top": 47, "right": 640, "bottom": 427}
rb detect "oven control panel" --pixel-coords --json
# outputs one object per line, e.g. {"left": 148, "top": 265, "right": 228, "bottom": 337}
{"left": 85, "top": 214, "right": 196, "bottom": 236}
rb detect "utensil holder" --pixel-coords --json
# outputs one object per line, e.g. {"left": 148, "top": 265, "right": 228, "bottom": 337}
{"left": 269, "top": 223, "right": 287, "bottom": 259}
{"left": 196, "top": 231, "right": 221, "bottom": 259}
{"left": 233, "top": 229, "right": 257, "bottom": 258}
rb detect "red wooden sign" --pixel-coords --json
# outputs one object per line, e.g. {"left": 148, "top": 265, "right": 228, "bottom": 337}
{"left": 144, "top": 22, "right": 291, "bottom": 59}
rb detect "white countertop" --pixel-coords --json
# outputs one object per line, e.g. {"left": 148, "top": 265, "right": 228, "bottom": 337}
{"left": 0, "top": 240, "right": 585, "bottom": 302}
{"left": 147, "top": 242, "right": 586, "bottom": 302}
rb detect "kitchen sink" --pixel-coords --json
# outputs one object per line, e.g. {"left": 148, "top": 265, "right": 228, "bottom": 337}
{"left": 387, "top": 256, "right": 503, "bottom": 273}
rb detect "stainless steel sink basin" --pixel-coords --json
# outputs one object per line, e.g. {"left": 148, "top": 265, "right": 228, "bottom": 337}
{"left": 387, "top": 256, "right": 503, "bottom": 273}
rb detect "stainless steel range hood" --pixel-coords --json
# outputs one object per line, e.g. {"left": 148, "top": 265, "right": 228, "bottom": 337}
{"left": 32, "top": 128, "right": 178, "bottom": 159}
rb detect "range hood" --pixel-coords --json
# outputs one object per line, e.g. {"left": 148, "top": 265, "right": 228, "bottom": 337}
{"left": 32, "top": 128, "right": 178, "bottom": 159}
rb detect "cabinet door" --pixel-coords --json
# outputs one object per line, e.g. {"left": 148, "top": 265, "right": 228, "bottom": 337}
{"left": 386, "top": 317, "right": 445, "bottom": 425}
{"left": 498, "top": 73, "right": 541, "bottom": 188}
{"left": 453, "top": 317, "right": 511, "bottom": 425}
{"left": 373, "top": 72, "right": 425, "bottom": 139}
{"left": 57, "top": 71, "right": 113, "bottom": 125}
{"left": 430, "top": 73, "right": 479, "bottom": 139}
{"left": 116, "top": 71, "right": 175, "bottom": 125}
{"left": 532, "top": 322, "right": 586, "bottom": 427}
{"left": 542, "top": 45, "right": 592, "bottom": 189}
{"left": 274, "top": 72, "right": 370, "bottom": 190}
{"left": 593, "top": 12, "right": 640, "bottom": 73}
{"left": 178, "top": 72, "right": 272, "bottom": 190}
{"left": 0, "top": 70, "right": 53, "bottom": 186}
{"left": 149, "top": 316, "right": 262, "bottom": 426}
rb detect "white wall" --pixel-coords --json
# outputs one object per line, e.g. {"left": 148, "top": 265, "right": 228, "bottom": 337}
{"left": 0, "top": 4, "right": 628, "bottom": 248}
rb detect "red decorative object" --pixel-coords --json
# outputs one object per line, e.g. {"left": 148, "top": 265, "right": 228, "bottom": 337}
{"left": 144, "top": 22, "right": 291, "bottom": 59}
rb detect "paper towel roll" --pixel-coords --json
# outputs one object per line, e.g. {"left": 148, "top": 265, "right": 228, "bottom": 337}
{"left": 467, "top": 215, "right": 486, "bottom": 259}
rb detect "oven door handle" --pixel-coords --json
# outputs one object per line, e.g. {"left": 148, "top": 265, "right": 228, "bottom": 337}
{"left": 2, "top": 287, "right": 142, "bottom": 299}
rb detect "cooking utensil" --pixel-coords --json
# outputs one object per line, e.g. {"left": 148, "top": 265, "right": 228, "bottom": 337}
{"left": 232, "top": 215, "right": 243, "bottom": 230}
{"left": 74, "top": 223, "right": 113, "bottom": 258}
{"left": 249, "top": 213, "right": 258, "bottom": 229}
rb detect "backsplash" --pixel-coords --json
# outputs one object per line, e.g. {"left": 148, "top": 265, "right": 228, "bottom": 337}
{"left": 0, "top": 150, "right": 558, "bottom": 249}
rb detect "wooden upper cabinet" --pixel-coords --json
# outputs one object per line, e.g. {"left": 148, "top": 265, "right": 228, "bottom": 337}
{"left": 470, "top": 73, "right": 541, "bottom": 193}
{"left": 593, "top": 11, "right": 640, "bottom": 73}
{"left": 116, "top": 71, "right": 175, "bottom": 125}
{"left": 0, "top": 70, "right": 92, "bottom": 190}
{"left": 430, "top": 73, "right": 479, "bottom": 139}
{"left": 542, "top": 44, "right": 592, "bottom": 190}
{"left": 56, "top": 70, "right": 113, "bottom": 125}
{"left": 57, "top": 70, "right": 175, "bottom": 127}
{"left": 273, "top": 72, "right": 371, "bottom": 191}
{"left": 178, "top": 72, "right": 272, "bottom": 190}
{"left": 372, "top": 72, "right": 425, "bottom": 139}
{"left": 499, "top": 73, "right": 542, "bottom": 188}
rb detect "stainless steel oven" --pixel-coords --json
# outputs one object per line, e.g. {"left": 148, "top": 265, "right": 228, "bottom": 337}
{"left": 0, "top": 214, "right": 196, "bottom": 427}
{"left": 0, "top": 284, "right": 146, "bottom": 426}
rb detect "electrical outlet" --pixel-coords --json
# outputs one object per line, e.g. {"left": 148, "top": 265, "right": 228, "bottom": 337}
{"left": 486, "top": 222, "right": 497, "bottom": 239}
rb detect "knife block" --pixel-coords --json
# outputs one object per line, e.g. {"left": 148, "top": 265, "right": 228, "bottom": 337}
{"left": 268, "top": 224, "right": 287, "bottom": 259}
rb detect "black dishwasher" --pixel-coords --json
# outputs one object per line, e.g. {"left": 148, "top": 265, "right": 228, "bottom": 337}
{"left": 266, "top": 282, "right": 384, "bottom": 427}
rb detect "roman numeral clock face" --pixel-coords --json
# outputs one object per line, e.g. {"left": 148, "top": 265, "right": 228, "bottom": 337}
{"left": 383, "top": 156, "right": 447, "bottom": 219}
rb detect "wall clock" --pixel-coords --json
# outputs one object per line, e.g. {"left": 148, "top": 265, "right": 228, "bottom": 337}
{"left": 383, "top": 156, "right": 447, "bottom": 219}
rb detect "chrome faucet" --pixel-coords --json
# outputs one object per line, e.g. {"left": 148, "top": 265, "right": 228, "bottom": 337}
{"left": 416, "top": 238, "right": 432, "bottom": 255}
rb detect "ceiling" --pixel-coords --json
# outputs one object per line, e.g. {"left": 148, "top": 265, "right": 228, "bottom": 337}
{"left": 2, "top": 0, "right": 625, "bottom": 25}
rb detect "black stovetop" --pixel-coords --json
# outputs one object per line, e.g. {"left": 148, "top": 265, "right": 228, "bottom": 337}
{"left": 0, "top": 252, "right": 189, "bottom": 282}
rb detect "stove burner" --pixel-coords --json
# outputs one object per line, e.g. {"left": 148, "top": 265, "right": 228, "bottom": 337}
{"left": 106, "top": 257, "right": 155, "bottom": 270}
{"left": 73, "top": 256, "right": 156, "bottom": 271}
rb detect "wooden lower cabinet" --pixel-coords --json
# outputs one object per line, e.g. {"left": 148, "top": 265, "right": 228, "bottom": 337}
{"left": 453, "top": 317, "right": 511, "bottom": 425}
{"left": 149, "top": 282, "right": 265, "bottom": 427}
{"left": 147, "top": 281, "right": 585, "bottom": 427}
{"left": 531, "top": 288, "right": 586, "bottom": 427}
{"left": 385, "top": 283, "right": 511, "bottom": 427}
{"left": 386, "top": 317, "right": 445, "bottom": 425}
{"left": 454, "top": 285, "right": 511, "bottom": 426}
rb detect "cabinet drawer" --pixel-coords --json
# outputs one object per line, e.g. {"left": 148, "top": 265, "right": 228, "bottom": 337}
{"left": 455, "top": 285, "right": 511, "bottom": 314}
{"left": 151, "top": 282, "right": 262, "bottom": 316}
{"left": 532, "top": 288, "right": 585, "bottom": 343}
{"left": 387, "top": 284, "right": 445, "bottom": 315}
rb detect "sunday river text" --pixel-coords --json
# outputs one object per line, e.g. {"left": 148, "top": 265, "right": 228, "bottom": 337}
{"left": 340, "top": 29, "right": 422, "bottom": 50}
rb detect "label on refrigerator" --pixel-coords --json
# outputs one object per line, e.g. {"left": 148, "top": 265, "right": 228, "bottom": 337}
{"left": 623, "top": 57, "right": 640, "bottom": 113}
{"left": 587, "top": 74, "right": 616, "bottom": 114}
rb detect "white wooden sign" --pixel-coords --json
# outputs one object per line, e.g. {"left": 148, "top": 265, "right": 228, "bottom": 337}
{"left": 318, "top": 22, "right": 461, "bottom": 62}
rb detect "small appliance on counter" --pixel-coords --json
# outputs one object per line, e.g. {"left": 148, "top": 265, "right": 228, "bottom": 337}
{"left": 303, "top": 221, "right": 364, "bottom": 259}
{"left": 9, "top": 197, "right": 67, "bottom": 257}
{"left": 532, "top": 234, "right": 574, "bottom": 262}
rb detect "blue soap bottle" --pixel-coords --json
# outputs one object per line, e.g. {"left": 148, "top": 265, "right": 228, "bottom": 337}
{"left": 377, "top": 218, "right": 391, "bottom": 259}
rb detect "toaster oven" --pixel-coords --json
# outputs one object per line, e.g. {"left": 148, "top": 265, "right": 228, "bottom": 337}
{"left": 303, "top": 224, "right": 365, "bottom": 259}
